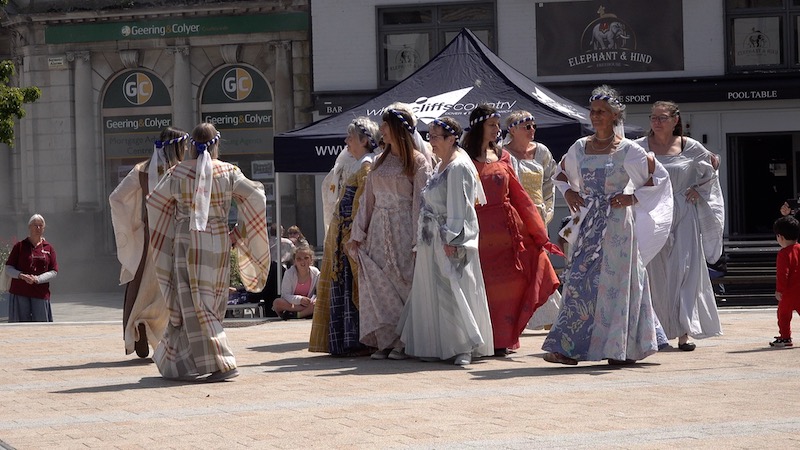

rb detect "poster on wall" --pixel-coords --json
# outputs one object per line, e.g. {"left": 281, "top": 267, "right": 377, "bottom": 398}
{"left": 535, "top": 1, "right": 684, "bottom": 76}
{"left": 733, "top": 17, "right": 781, "bottom": 67}
{"left": 263, "top": 182, "right": 275, "bottom": 201}
{"left": 251, "top": 160, "right": 274, "bottom": 180}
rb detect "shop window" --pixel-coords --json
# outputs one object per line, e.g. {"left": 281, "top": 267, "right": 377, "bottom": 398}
{"left": 727, "top": 0, "right": 800, "bottom": 70}
{"left": 377, "top": 2, "right": 495, "bottom": 87}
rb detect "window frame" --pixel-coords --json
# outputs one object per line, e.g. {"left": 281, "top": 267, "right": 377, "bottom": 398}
{"left": 376, "top": 1, "right": 496, "bottom": 88}
{"left": 726, "top": 0, "right": 800, "bottom": 71}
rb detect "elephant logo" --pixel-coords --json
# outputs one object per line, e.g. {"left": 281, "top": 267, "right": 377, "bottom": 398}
{"left": 581, "top": 6, "right": 636, "bottom": 52}
{"left": 744, "top": 28, "right": 769, "bottom": 49}
{"left": 590, "top": 21, "right": 629, "bottom": 49}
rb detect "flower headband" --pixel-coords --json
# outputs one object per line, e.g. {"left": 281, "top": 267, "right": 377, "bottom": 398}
{"left": 589, "top": 93, "right": 624, "bottom": 110}
{"left": 431, "top": 119, "right": 461, "bottom": 139}
{"left": 507, "top": 116, "right": 535, "bottom": 131}
{"left": 388, "top": 108, "right": 415, "bottom": 134}
{"left": 355, "top": 122, "right": 379, "bottom": 150}
{"left": 468, "top": 112, "right": 500, "bottom": 128}
{"left": 190, "top": 131, "right": 221, "bottom": 153}
{"left": 154, "top": 133, "right": 189, "bottom": 150}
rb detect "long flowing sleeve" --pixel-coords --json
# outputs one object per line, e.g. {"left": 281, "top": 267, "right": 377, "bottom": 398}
{"left": 146, "top": 172, "right": 178, "bottom": 320}
{"left": 441, "top": 160, "right": 477, "bottom": 248}
{"left": 623, "top": 141, "right": 674, "bottom": 265}
{"left": 349, "top": 169, "right": 375, "bottom": 243}
{"left": 553, "top": 139, "right": 585, "bottom": 196}
{"left": 109, "top": 165, "right": 145, "bottom": 285}
{"left": 686, "top": 139, "right": 725, "bottom": 263}
{"left": 230, "top": 169, "right": 270, "bottom": 293}
{"left": 411, "top": 153, "right": 432, "bottom": 248}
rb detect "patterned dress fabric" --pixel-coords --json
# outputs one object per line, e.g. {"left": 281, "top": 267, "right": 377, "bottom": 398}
{"left": 637, "top": 136, "right": 724, "bottom": 340}
{"left": 543, "top": 139, "right": 673, "bottom": 361}
{"left": 473, "top": 149, "right": 560, "bottom": 350}
{"left": 147, "top": 159, "right": 269, "bottom": 378}
{"left": 109, "top": 161, "right": 168, "bottom": 355}
{"left": 397, "top": 150, "right": 494, "bottom": 359}
{"left": 309, "top": 153, "right": 374, "bottom": 354}
{"left": 351, "top": 151, "right": 431, "bottom": 351}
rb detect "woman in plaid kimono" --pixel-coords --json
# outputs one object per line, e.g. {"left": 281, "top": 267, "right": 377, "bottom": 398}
{"left": 147, "top": 123, "right": 269, "bottom": 382}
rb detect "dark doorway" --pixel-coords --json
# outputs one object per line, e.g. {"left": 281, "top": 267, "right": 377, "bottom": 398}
{"left": 728, "top": 134, "right": 794, "bottom": 238}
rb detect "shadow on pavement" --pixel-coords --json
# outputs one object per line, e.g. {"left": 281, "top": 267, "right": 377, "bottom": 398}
{"left": 247, "top": 342, "right": 310, "bottom": 353}
{"left": 28, "top": 358, "right": 153, "bottom": 372}
{"left": 51, "top": 376, "right": 195, "bottom": 394}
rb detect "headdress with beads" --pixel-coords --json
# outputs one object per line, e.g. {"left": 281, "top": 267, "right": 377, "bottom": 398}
{"left": 149, "top": 133, "right": 188, "bottom": 192}
{"left": 431, "top": 119, "right": 462, "bottom": 139}
{"left": 506, "top": 115, "right": 535, "bottom": 131}
{"left": 354, "top": 121, "right": 379, "bottom": 150}
{"left": 387, "top": 108, "right": 416, "bottom": 134}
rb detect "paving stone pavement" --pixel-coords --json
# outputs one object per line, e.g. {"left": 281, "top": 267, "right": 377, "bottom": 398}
{"left": 0, "top": 294, "right": 798, "bottom": 449}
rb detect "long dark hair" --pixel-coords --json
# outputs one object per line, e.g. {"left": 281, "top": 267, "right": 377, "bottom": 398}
{"left": 462, "top": 104, "right": 499, "bottom": 160}
{"left": 373, "top": 106, "right": 417, "bottom": 177}
{"left": 156, "top": 126, "right": 188, "bottom": 167}
{"left": 649, "top": 100, "right": 683, "bottom": 137}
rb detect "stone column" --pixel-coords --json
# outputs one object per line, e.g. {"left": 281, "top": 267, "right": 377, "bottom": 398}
{"left": 67, "top": 51, "right": 98, "bottom": 209}
{"left": 167, "top": 46, "right": 193, "bottom": 131}
{"left": 270, "top": 40, "right": 294, "bottom": 133}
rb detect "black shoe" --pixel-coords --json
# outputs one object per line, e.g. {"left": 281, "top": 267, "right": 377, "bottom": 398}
{"left": 608, "top": 358, "right": 637, "bottom": 366}
{"left": 279, "top": 310, "right": 298, "bottom": 320}
{"left": 135, "top": 323, "right": 149, "bottom": 358}
{"left": 678, "top": 342, "right": 696, "bottom": 352}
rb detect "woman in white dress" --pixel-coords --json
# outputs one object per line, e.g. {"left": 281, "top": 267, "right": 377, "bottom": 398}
{"left": 397, "top": 117, "right": 494, "bottom": 366}
{"left": 502, "top": 111, "right": 562, "bottom": 331}
{"left": 347, "top": 103, "right": 431, "bottom": 360}
{"left": 636, "top": 101, "right": 724, "bottom": 351}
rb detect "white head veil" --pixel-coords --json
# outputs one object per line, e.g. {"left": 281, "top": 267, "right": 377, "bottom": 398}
{"left": 189, "top": 131, "right": 220, "bottom": 231}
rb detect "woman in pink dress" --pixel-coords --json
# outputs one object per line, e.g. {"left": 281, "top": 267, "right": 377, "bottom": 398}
{"left": 347, "top": 103, "right": 431, "bottom": 360}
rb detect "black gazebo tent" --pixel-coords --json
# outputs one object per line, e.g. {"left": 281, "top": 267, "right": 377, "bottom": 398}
{"left": 274, "top": 28, "right": 633, "bottom": 173}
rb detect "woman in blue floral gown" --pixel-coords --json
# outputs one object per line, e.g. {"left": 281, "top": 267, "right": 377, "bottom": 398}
{"left": 542, "top": 86, "right": 673, "bottom": 365}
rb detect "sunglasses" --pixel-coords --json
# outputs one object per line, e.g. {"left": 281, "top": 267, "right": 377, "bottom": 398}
{"left": 520, "top": 123, "right": 536, "bottom": 130}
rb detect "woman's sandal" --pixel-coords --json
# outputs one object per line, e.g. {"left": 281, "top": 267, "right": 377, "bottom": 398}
{"left": 543, "top": 352, "right": 578, "bottom": 365}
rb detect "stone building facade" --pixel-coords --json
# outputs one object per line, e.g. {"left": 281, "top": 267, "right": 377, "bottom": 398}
{"left": 0, "top": 0, "right": 312, "bottom": 293}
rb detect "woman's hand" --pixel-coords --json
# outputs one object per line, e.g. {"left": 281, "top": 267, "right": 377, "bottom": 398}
{"left": 299, "top": 297, "right": 311, "bottom": 307}
{"left": 684, "top": 187, "right": 701, "bottom": 204}
{"left": 781, "top": 202, "right": 792, "bottom": 216}
{"left": 565, "top": 190, "right": 585, "bottom": 213}
{"left": 20, "top": 273, "right": 36, "bottom": 284}
{"left": 345, "top": 240, "right": 360, "bottom": 258}
{"left": 611, "top": 194, "right": 637, "bottom": 208}
{"left": 443, "top": 244, "right": 457, "bottom": 257}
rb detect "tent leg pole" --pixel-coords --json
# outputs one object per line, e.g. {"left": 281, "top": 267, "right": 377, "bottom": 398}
{"left": 275, "top": 173, "right": 282, "bottom": 299}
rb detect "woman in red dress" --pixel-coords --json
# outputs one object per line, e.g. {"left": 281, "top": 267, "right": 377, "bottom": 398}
{"left": 463, "top": 104, "right": 561, "bottom": 355}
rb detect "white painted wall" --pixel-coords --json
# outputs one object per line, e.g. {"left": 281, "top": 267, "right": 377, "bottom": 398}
{"left": 312, "top": 0, "right": 725, "bottom": 90}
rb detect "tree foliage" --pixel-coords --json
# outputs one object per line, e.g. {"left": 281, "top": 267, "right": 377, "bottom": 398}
{"left": 0, "top": 59, "right": 41, "bottom": 147}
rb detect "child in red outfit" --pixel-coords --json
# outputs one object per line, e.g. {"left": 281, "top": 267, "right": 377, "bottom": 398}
{"left": 772, "top": 216, "right": 800, "bottom": 347}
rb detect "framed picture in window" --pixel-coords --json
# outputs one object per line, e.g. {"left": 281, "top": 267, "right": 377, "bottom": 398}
{"left": 251, "top": 160, "right": 274, "bottom": 180}
{"left": 733, "top": 16, "right": 782, "bottom": 66}
{"left": 383, "top": 33, "right": 429, "bottom": 82}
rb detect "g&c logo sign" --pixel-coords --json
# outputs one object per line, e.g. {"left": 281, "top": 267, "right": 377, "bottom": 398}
{"left": 222, "top": 68, "right": 252, "bottom": 101}
{"left": 123, "top": 72, "right": 153, "bottom": 105}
